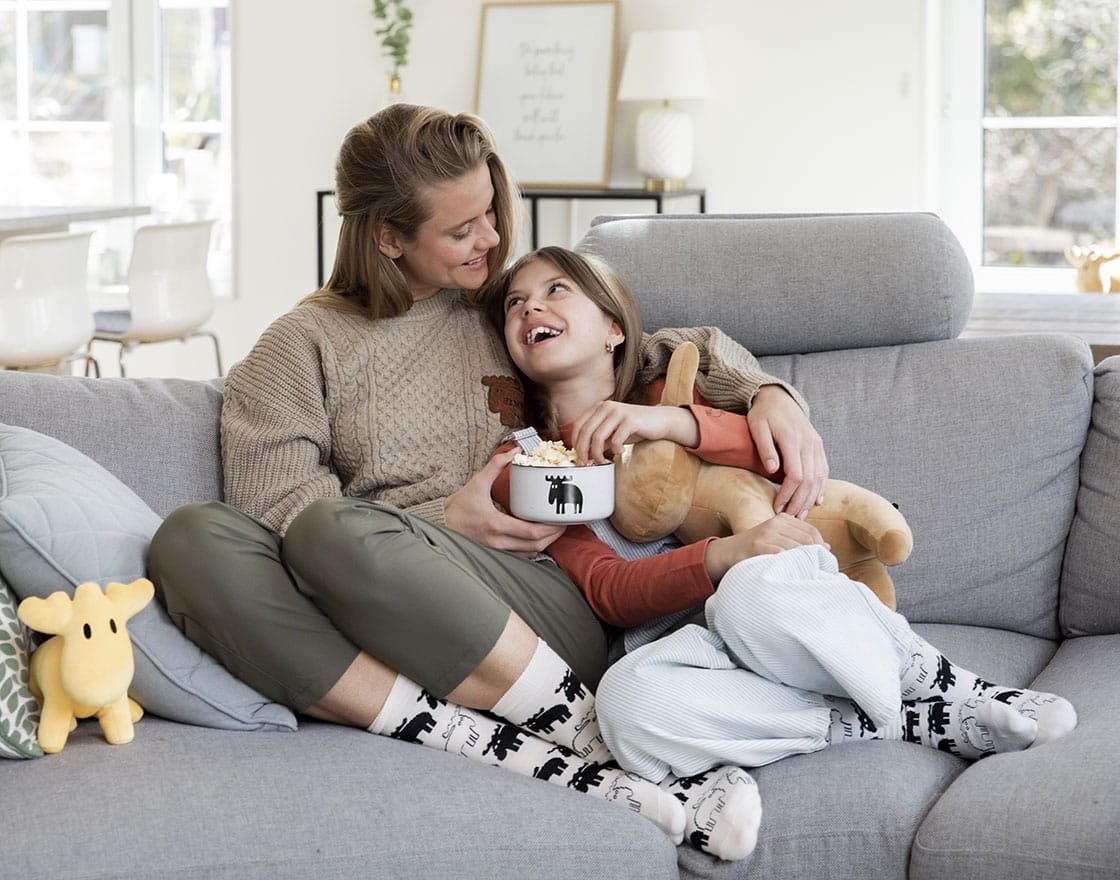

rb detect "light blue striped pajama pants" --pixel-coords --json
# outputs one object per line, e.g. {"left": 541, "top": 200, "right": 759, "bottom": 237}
{"left": 595, "top": 544, "right": 916, "bottom": 781}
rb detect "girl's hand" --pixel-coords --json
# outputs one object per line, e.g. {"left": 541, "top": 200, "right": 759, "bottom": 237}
{"left": 570, "top": 401, "right": 699, "bottom": 464}
{"left": 748, "top": 386, "right": 829, "bottom": 518}
{"left": 704, "top": 514, "right": 829, "bottom": 584}
{"left": 444, "top": 450, "right": 565, "bottom": 555}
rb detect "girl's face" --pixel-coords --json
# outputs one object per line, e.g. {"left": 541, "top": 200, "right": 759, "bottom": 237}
{"left": 502, "top": 257, "right": 624, "bottom": 388}
{"left": 378, "top": 163, "right": 500, "bottom": 300}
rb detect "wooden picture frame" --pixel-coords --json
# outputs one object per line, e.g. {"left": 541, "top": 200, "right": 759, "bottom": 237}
{"left": 474, "top": 1, "right": 618, "bottom": 187}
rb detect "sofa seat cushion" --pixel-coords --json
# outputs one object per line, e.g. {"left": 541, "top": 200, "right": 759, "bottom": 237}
{"left": 5, "top": 717, "right": 679, "bottom": 880}
{"left": 0, "top": 422, "right": 295, "bottom": 731}
{"left": 681, "top": 740, "right": 963, "bottom": 880}
{"left": 911, "top": 634, "right": 1120, "bottom": 879}
{"left": 675, "top": 622, "right": 1059, "bottom": 880}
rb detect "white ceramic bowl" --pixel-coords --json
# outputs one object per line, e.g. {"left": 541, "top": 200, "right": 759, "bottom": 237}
{"left": 509, "top": 461, "right": 615, "bottom": 524}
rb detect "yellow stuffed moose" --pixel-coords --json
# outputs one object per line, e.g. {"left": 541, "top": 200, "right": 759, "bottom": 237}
{"left": 17, "top": 579, "right": 154, "bottom": 753}
{"left": 611, "top": 343, "right": 913, "bottom": 609}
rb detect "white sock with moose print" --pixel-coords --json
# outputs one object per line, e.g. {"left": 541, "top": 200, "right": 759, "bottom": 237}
{"left": 824, "top": 693, "right": 1040, "bottom": 760}
{"left": 368, "top": 675, "right": 685, "bottom": 842}
{"left": 661, "top": 766, "right": 762, "bottom": 862}
{"left": 491, "top": 637, "right": 610, "bottom": 762}
{"left": 896, "top": 633, "right": 1077, "bottom": 746}
{"left": 901, "top": 696, "right": 1039, "bottom": 759}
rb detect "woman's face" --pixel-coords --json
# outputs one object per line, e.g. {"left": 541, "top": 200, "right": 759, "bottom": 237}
{"left": 381, "top": 163, "right": 500, "bottom": 300}
{"left": 502, "top": 257, "right": 623, "bottom": 388}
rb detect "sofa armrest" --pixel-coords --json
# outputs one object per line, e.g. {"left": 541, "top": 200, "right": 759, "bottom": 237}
{"left": 1061, "top": 354, "right": 1120, "bottom": 635}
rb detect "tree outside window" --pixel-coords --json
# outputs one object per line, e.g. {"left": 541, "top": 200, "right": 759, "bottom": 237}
{"left": 983, "top": 0, "right": 1118, "bottom": 268}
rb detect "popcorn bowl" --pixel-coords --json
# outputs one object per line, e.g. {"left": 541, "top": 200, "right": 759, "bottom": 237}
{"left": 509, "top": 461, "right": 615, "bottom": 524}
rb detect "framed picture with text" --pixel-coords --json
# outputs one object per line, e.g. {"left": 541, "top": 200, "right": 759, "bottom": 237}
{"left": 474, "top": 0, "right": 618, "bottom": 187}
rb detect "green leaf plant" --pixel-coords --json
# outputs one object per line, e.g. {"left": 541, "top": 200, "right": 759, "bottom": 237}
{"left": 371, "top": 0, "right": 413, "bottom": 79}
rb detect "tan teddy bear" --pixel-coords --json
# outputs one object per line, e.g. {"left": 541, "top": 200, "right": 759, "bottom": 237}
{"left": 610, "top": 343, "right": 912, "bottom": 609}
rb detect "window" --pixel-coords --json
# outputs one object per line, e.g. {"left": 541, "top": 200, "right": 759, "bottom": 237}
{"left": 0, "top": 0, "right": 232, "bottom": 293}
{"left": 0, "top": 1, "right": 116, "bottom": 204}
{"left": 932, "top": 0, "right": 1119, "bottom": 293}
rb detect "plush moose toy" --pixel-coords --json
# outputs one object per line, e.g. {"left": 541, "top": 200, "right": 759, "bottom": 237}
{"left": 17, "top": 579, "right": 154, "bottom": 753}
{"left": 610, "top": 343, "right": 913, "bottom": 609}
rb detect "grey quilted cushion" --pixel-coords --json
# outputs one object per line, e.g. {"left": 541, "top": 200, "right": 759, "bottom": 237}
{"left": 0, "top": 423, "right": 295, "bottom": 731}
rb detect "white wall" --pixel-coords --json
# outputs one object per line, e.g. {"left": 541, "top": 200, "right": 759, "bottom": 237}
{"left": 114, "top": 0, "right": 930, "bottom": 378}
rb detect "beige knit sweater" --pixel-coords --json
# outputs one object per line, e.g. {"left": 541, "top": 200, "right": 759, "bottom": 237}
{"left": 221, "top": 290, "right": 805, "bottom": 534}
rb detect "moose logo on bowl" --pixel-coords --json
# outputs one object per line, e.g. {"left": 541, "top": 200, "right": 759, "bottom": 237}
{"left": 546, "top": 474, "right": 584, "bottom": 515}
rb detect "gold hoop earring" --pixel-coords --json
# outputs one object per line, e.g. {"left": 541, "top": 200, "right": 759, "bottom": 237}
{"left": 605, "top": 340, "right": 616, "bottom": 354}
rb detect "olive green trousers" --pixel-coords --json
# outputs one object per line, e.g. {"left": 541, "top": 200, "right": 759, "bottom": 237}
{"left": 148, "top": 498, "right": 609, "bottom": 712}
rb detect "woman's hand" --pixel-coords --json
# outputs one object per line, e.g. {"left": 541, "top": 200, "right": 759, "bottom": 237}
{"left": 444, "top": 450, "right": 565, "bottom": 556}
{"left": 704, "top": 514, "right": 828, "bottom": 584}
{"left": 570, "top": 401, "right": 699, "bottom": 465}
{"left": 748, "top": 386, "right": 829, "bottom": 518}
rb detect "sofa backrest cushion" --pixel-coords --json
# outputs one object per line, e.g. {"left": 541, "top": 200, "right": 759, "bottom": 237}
{"left": 577, "top": 212, "right": 974, "bottom": 356}
{"left": 1061, "top": 355, "right": 1120, "bottom": 635}
{"left": 0, "top": 371, "right": 222, "bottom": 516}
{"left": 755, "top": 333, "right": 1092, "bottom": 639}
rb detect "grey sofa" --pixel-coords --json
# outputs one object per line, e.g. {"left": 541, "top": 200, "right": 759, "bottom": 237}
{"left": 3, "top": 212, "right": 1119, "bottom": 880}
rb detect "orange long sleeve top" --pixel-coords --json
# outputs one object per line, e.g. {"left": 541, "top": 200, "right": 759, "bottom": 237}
{"left": 492, "top": 383, "right": 774, "bottom": 628}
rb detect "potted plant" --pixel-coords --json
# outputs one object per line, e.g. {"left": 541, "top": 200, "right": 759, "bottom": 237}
{"left": 371, "top": 0, "right": 413, "bottom": 101}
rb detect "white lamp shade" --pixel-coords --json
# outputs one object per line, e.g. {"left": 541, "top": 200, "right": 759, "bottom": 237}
{"left": 617, "top": 29, "right": 711, "bottom": 102}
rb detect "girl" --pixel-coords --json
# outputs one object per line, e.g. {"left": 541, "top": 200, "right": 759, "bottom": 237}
{"left": 489, "top": 246, "right": 1079, "bottom": 860}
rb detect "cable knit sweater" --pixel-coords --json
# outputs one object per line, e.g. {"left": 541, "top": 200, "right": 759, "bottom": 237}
{"left": 221, "top": 289, "right": 805, "bottom": 534}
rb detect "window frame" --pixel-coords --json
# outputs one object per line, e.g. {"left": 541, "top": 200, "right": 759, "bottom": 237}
{"left": 0, "top": 0, "right": 233, "bottom": 295}
{"left": 928, "top": 0, "right": 1120, "bottom": 294}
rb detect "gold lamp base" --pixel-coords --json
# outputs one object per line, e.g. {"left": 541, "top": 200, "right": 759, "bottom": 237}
{"left": 643, "top": 178, "right": 687, "bottom": 193}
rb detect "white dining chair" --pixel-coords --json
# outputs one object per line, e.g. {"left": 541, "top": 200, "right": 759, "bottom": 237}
{"left": 92, "top": 219, "right": 222, "bottom": 377}
{"left": 0, "top": 230, "right": 100, "bottom": 377}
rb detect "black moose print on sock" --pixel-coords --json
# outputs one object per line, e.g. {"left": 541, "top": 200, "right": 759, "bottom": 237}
{"left": 533, "top": 751, "right": 571, "bottom": 782}
{"left": 484, "top": 723, "right": 525, "bottom": 761}
{"left": 391, "top": 712, "right": 436, "bottom": 743}
{"left": 556, "top": 669, "right": 587, "bottom": 702}
{"left": 523, "top": 703, "right": 573, "bottom": 736}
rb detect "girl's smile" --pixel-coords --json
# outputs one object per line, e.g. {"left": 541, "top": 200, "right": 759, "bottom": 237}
{"left": 523, "top": 323, "right": 563, "bottom": 346}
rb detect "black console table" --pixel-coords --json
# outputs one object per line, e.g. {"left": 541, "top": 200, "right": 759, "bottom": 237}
{"left": 316, "top": 186, "right": 706, "bottom": 287}
{"left": 519, "top": 186, "right": 707, "bottom": 249}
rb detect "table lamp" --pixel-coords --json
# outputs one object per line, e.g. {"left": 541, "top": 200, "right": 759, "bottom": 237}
{"left": 616, "top": 29, "right": 712, "bottom": 192}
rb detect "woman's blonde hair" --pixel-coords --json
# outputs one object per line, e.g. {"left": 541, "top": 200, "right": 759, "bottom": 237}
{"left": 305, "top": 104, "right": 518, "bottom": 319}
{"left": 487, "top": 246, "right": 644, "bottom": 437}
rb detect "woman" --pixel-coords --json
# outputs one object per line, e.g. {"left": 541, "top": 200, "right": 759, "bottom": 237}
{"left": 148, "top": 104, "right": 823, "bottom": 852}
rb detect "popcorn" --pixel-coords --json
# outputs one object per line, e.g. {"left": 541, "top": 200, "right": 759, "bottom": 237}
{"left": 513, "top": 440, "right": 578, "bottom": 467}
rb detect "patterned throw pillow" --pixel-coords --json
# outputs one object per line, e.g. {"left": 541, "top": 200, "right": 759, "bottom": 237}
{"left": 0, "top": 577, "right": 43, "bottom": 759}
